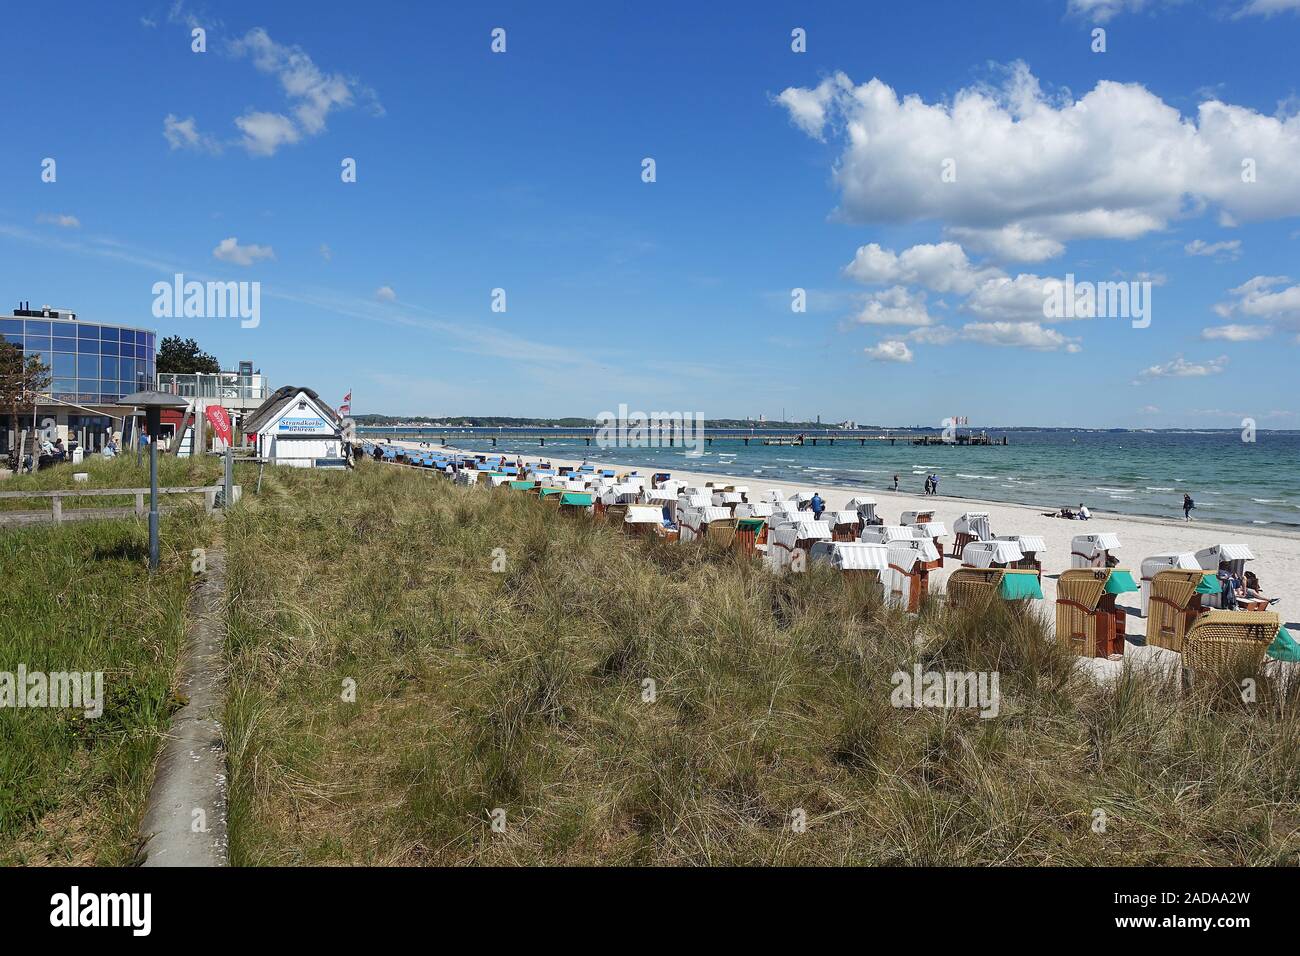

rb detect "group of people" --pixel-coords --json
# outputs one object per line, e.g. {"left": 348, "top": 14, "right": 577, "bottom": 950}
{"left": 922, "top": 474, "right": 941, "bottom": 496}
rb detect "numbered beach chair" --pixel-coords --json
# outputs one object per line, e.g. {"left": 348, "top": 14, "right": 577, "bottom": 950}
{"left": 952, "top": 512, "right": 993, "bottom": 558}
{"left": 809, "top": 541, "right": 891, "bottom": 601}
{"left": 1194, "top": 543, "right": 1261, "bottom": 609}
{"left": 733, "top": 517, "right": 767, "bottom": 557}
{"left": 1183, "top": 610, "right": 1281, "bottom": 677}
{"left": 1055, "top": 567, "right": 1139, "bottom": 658}
{"left": 1145, "top": 568, "right": 1215, "bottom": 652}
{"left": 959, "top": 539, "right": 1024, "bottom": 570}
{"left": 826, "top": 511, "right": 862, "bottom": 542}
{"left": 1139, "top": 552, "right": 1200, "bottom": 615}
{"left": 764, "top": 519, "right": 833, "bottom": 574}
{"left": 995, "top": 534, "right": 1047, "bottom": 577}
{"left": 1071, "top": 532, "right": 1121, "bottom": 569}
{"left": 946, "top": 567, "right": 1044, "bottom": 611}
{"left": 846, "top": 496, "right": 883, "bottom": 527}
{"left": 902, "top": 511, "right": 947, "bottom": 566}
{"left": 884, "top": 538, "right": 942, "bottom": 612}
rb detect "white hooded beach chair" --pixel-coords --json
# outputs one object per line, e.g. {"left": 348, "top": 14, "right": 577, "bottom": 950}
{"left": 1194, "top": 543, "right": 1257, "bottom": 608}
{"left": 734, "top": 501, "right": 774, "bottom": 519}
{"left": 763, "top": 519, "right": 833, "bottom": 574}
{"left": 1140, "top": 552, "right": 1200, "bottom": 615}
{"left": 826, "top": 510, "right": 862, "bottom": 541}
{"left": 679, "top": 505, "right": 734, "bottom": 543}
{"left": 953, "top": 512, "right": 992, "bottom": 556}
{"left": 846, "top": 496, "right": 882, "bottom": 527}
{"left": 885, "top": 539, "right": 942, "bottom": 612}
{"left": 1071, "top": 532, "right": 1121, "bottom": 569}
{"left": 960, "top": 539, "right": 1024, "bottom": 570}
{"left": 859, "top": 524, "right": 916, "bottom": 545}
{"left": 809, "top": 541, "right": 891, "bottom": 600}
{"left": 994, "top": 534, "right": 1047, "bottom": 575}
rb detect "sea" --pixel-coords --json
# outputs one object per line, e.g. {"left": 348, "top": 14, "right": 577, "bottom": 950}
{"left": 359, "top": 428, "right": 1300, "bottom": 530}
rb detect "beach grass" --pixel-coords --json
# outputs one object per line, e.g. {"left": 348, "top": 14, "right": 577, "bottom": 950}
{"left": 223, "top": 462, "right": 1300, "bottom": 866}
{"left": 0, "top": 453, "right": 226, "bottom": 512}
{"left": 0, "top": 505, "right": 213, "bottom": 864}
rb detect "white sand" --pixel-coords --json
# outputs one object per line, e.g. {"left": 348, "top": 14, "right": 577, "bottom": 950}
{"left": 391, "top": 441, "right": 1300, "bottom": 649}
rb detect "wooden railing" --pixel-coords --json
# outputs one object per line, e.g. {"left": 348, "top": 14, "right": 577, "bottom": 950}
{"left": 0, "top": 485, "right": 240, "bottom": 525}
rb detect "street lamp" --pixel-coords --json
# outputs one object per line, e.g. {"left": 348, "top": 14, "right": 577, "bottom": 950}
{"left": 117, "top": 391, "right": 188, "bottom": 571}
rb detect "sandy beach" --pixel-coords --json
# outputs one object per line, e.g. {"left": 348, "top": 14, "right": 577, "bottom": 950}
{"left": 392, "top": 440, "right": 1300, "bottom": 640}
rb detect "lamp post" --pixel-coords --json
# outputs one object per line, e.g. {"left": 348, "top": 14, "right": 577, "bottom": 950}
{"left": 117, "top": 391, "right": 188, "bottom": 571}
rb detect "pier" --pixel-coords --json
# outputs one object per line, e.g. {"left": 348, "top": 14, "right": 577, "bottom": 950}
{"left": 359, "top": 428, "right": 1008, "bottom": 448}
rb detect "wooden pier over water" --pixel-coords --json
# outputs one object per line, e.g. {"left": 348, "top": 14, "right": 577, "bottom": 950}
{"left": 361, "top": 430, "right": 1008, "bottom": 448}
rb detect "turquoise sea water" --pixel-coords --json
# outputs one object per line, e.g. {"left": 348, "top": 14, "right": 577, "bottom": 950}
{"left": 368, "top": 430, "right": 1300, "bottom": 529}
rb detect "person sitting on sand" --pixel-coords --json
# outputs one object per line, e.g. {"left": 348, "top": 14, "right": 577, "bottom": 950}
{"left": 1242, "top": 570, "right": 1281, "bottom": 606}
{"left": 1078, "top": 503, "right": 1091, "bottom": 520}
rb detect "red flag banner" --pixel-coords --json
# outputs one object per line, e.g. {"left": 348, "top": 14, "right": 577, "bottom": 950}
{"left": 205, "top": 404, "right": 233, "bottom": 446}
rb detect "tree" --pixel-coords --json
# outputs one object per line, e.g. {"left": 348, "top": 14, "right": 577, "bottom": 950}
{"left": 156, "top": 336, "right": 220, "bottom": 374}
{"left": 0, "top": 341, "right": 52, "bottom": 458}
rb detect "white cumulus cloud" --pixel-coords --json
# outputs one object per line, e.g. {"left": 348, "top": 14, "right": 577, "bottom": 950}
{"left": 1201, "top": 324, "right": 1273, "bottom": 341}
{"left": 1139, "top": 355, "right": 1229, "bottom": 378}
{"left": 778, "top": 63, "right": 1300, "bottom": 261}
{"left": 863, "top": 340, "right": 913, "bottom": 363}
{"left": 851, "top": 286, "right": 935, "bottom": 326}
{"left": 1185, "top": 238, "right": 1242, "bottom": 261}
{"left": 376, "top": 286, "right": 397, "bottom": 302}
{"left": 212, "top": 236, "right": 275, "bottom": 266}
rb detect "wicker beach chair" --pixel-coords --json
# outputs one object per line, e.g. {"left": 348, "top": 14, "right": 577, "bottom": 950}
{"left": 1145, "top": 569, "right": 1207, "bottom": 653}
{"left": 705, "top": 517, "right": 738, "bottom": 547}
{"left": 946, "top": 568, "right": 1002, "bottom": 610}
{"left": 732, "top": 518, "right": 766, "bottom": 557}
{"left": 1183, "top": 610, "right": 1280, "bottom": 675}
{"left": 1056, "top": 568, "right": 1131, "bottom": 658}
{"left": 605, "top": 504, "right": 629, "bottom": 525}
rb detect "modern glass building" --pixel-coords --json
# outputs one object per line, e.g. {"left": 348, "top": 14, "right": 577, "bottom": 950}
{"left": 1, "top": 304, "right": 157, "bottom": 455}
{"left": 0, "top": 308, "right": 156, "bottom": 405}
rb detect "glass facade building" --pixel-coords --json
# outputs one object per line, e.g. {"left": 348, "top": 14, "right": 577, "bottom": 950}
{"left": 0, "top": 315, "right": 156, "bottom": 405}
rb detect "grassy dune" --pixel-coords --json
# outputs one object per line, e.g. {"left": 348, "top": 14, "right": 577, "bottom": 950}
{"left": 224, "top": 463, "right": 1300, "bottom": 866}
{"left": 0, "top": 504, "right": 213, "bottom": 864}
{"left": 0, "top": 454, "right": 225, "bottom": 512}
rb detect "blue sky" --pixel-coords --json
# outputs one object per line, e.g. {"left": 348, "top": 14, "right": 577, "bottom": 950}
{"left": 2, "top": 0, "right": 1298, "bottom": 427}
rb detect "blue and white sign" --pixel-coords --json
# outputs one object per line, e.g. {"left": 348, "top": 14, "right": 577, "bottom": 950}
{"left": 278, "top": 416, "right": 328, "bottom": 433}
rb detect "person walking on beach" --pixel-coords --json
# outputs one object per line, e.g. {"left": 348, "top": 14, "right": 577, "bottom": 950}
{"left": 931, "top": 474, "right": 940, "bottom": 496}
{"left": 810, "top": 492, "right": 825, "bottom": 521}
{"left": 1183, "top": 493, "right": 1195, "bottom": 521}
{"left": 923, "top": 475, "right": 932, "bottom": 496}
{"left": 892, "top": 474, "right": 899, "bottom": 491}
